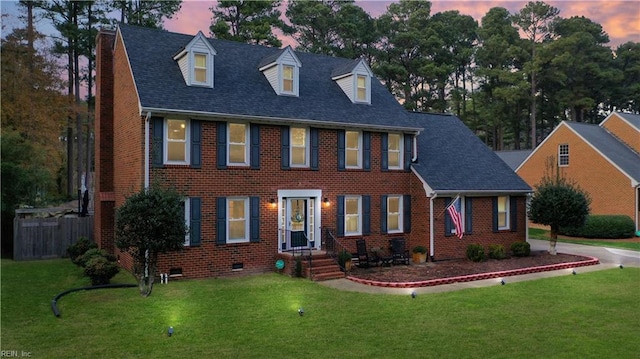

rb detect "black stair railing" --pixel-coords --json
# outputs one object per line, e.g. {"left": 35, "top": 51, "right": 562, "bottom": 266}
{"left": 323, "top": 227, "right": 350, "bottom": 271}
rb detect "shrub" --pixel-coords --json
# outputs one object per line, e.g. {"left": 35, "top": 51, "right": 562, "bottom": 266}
{"left": 488, "top": 244, "right": 506, "bottom": 260}
{"left": 76, "top": 248, "right": 116, "bottom": 268}
{"left": 466, "top": 244, "right": 485, "bottom": 262}
{"left": 67, "top": 237, "right": 97, "bottom": 264}
{"left": 511, "top": 242, "right": 531, "bottom": 257}
{"left": 84, "top": 256, "right": 120, "bottom": 285}
{"left": 559, "top": 215, "right": 635, "bottom": 239}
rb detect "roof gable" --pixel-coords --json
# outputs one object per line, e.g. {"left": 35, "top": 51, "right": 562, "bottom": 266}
{"left": 331, "top": 58, "right": 374, "bottom": 104}
{"left": 172, "top": 31, "right": 216, "bottom": 88}
{"left": 258, "top": 46, "right": 302, "bottom": 97}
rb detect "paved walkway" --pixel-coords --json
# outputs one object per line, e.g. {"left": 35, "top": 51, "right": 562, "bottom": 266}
{"left": 318, "top": 239, "right": 640, "bottom": 295}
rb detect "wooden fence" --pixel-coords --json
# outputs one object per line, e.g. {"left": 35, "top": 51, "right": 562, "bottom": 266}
{"left": 13, "top": 216, "right": 94, "bottom": 261}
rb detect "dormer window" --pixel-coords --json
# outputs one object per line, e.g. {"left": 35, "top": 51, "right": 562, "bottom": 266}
{"left": 173, "top": 31, "right": 216, "bottom": 88}
{"left": 332, "top": 58, "right": 373, "bottom": 105}
{"left": 194, "top": 53, "right": 207, "bottom": 83}
{"left": 259, "top": 46, "right": 302, "bottom": 97}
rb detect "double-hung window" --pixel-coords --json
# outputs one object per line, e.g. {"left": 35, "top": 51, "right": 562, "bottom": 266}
{"left": 193, "top": 53, "right": 207, "bottom": 84}
{"left": 345, "top": 131, "right": 361, "bottom": 168}
{"left": 345, "top": 196, "right": 362, "bottom": 235}
{"left": 228, "top": 123, "right": 249, "bottom": 165}
{"left": 227, "top": 197, "right": 249, "bottom": 243}
{"left": 166, "top": 119, "right": 189, "bottom": 164}
{"left": 497, "top": 196, "right": 509, "bottom": 230}
{"left": 387, "top": 195, "right": 403, "bottom": 233}
{"left": 282, "top": 65, "right": 294, "bottom": 94}
{"left": 387, "top": 133, "right": 402, "bottom": 169}
{"left": 558, "top": 144, "right": 569, "bottom": 167}
{"left": 182, "top": 199, "right": 191, "bottom": 246}
{"left": 356, "top": 75, "right": 367, "bottom": 102}
{"left": 290, "top": 127, "right": 309, "bottom": 167}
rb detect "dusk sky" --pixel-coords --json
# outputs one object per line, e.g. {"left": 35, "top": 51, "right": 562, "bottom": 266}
{"left": 1, "top": 1, "right": 638, "bottom": 48}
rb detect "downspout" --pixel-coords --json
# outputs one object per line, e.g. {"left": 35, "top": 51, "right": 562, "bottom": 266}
{"left": 412, "top": 133, "right": 419, "bottom": 162}
{"left": 144, "top": 112, "right": 151, "bottom": 189}
{"left": 429, "top": 192, "right": 437, "bottom": 261}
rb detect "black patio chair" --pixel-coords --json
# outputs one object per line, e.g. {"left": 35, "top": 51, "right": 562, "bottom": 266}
{"left": 355, "top": 239, "right": 373, "bottom": 268}
{"left": 389, "top": 238, "right": 410, "bottom": 265}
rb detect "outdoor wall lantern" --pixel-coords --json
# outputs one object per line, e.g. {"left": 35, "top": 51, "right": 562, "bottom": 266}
{"left": 323, "top": 198, "right": 330, "bottom": 207}
{"left": 298, "top": 308, "right": 304, "bottom": 316}
{"left": 269, "top": 199, "right": 276, "bottom": 208}
{"left": 168, "top": 326, "right": 174, "bottom": 337}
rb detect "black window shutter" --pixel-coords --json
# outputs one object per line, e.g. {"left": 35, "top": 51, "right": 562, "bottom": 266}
{"left": 216, "top": 197, "right": 226, "bottom": 244}
{"left": 190, "top": 120, "right": 201, "bottom": 168}
{"left": 337, "top": 130, "right": 345, "bottom": 171}
{"left": 363, "top": 131, "right": 371, "bottom": 171}
{"left": 404, "top": 134, "right": 412, "bottom": 170}
{"left": 380, "top": 195, "right": 388, "bottom": 234}
{"left": 403, "top": 194, "right": 411, "bottom": 233}
{"left": 250, "top": 124, "right": 260, "bottom": 169}
{"left": 362, "top": 195, "right": 371, "bottom": 235}
{"left": 216, "top": 122, "right": 227, "bottom": 169}
{"left": 281, "top": 126, "right": 290, "bottom": 170}
{"left": 189, "top": 197, "right": 201, "bottom": 246}
{"left": 336, "top": 195, "right": 345, "bottom": 236}
{"left": 510, "top": 196, "right": 518, "bottom": 232}
{"left": 310, "top": 127, "right": 319, "bottom": 170}
{"left": 381, "top": 133, "right": 389, "bottom": 171}
{"left": 151, "top": 117, "right": 164, "bottom": 168}
{"left": 444, "top": 197, "right": 452, "bottom": 236}
{"left": 492, "top": 197, "right": 499, "bottom": 232}
{"left": 250, "top": 196, "right": 260, "bottom": 242}
{"left": 465, "top": 197, "right": 473, "bottom": 234}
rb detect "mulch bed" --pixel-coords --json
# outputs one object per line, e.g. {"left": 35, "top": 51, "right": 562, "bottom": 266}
{"left": 348, "top": 251, "right": 593, "bottom": 283}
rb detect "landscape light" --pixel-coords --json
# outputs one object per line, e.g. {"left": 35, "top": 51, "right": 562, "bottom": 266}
{"left": 298, "top": 308, "right": 304, "bottom": 316}
{"left": 572, "top": 270, "right": 577, "bottom": 275}
{"left": 500, "top": 280, "right": 505, "bottom": 285}
{"left": 619, "top": 264, "right": 624, "bottom": 269}
{"left": 168, "top": 326, "right": 174, "bottom": 337}
{"left": 411, "top": 291, "right": 416, "bottom": 299}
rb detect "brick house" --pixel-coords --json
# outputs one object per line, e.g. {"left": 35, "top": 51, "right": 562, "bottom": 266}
{"left": 513, "top": 113, "right": 640, "bottom": 233}
{"left": 95, "top": 25, "right": 531, "bottom": 279}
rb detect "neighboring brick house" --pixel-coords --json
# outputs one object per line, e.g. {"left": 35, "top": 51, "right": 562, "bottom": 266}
{"left": 95, "top": 25, "right": 531, "bottom": 279}
{"left": 512, "top": 113, "right": 640, "bottom": 233}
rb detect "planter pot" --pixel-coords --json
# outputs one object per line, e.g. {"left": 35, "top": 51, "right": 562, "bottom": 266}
{"left": 412, "top": 253, "right": 427, "bottom": 263}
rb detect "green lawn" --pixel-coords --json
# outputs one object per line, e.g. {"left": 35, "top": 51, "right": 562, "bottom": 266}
{"left": 529, "top": 228, "right": 640, "bottom": 251}
{"left": 2, "top": 259, "right": 640, "bottom": 359}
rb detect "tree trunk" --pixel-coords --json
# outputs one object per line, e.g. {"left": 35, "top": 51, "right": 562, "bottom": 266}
{"left": 549, "top": 226, "right": 558, "bottom": 255}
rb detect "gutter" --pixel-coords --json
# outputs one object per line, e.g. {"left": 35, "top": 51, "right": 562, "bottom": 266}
{"left": 141, "top": 106, "right": 423, "bottom": 134}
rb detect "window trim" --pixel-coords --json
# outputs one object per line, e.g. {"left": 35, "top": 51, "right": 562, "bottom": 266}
{"left": 164, "top": 119, "right": 190, "bottom": 165}
{"left": 387, "top": 195, "right": 403, "bottom": 234}
{"left": 227, "top": 197, "right": 250, "bottom": 244}
{"left": 345, "top": 131, "right": 362, "bottom": 169}
{"left": 497, "top": 196, "right": 510, "bottom": 230}
{"left": 558, "top": 143, "right": 569, "bottom": 167}
{"left": 227, "top": 123, "right": 250, "bottom": 166}
{"left": 281, "top": 64, "right": 296, "bottom": 95}
{"left": 344, "top": 195, "right": 362, "bottom": 236}
{"left": 192, "top": 52, "right": 208, "bottom": 84}
{"left": 290, "top": 127, "right": 309, "bottom": 167}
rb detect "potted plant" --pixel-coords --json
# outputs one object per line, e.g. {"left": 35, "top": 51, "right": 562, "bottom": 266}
{"left": 412, "top": 245, "right": 427, "bottom": 263}
{"left": 338, "top": 250, "right": 353, "bottom": 272}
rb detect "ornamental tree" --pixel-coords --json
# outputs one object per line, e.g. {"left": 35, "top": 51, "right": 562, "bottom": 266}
{"left": 528, "top": 162, "right": 590, "bottom": 254}
{"left": 115, "top": 184, "right": 187, "bottom": 296}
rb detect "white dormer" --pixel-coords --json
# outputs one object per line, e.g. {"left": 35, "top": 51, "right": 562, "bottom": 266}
{"left": 173, "top": 31, "right": 216, "bottom": 88}
{"left": 258, "top": 46, "right": 302, "bottom": 97}
{"left": 331, "top": 58, "right": 373, "bottom": 104}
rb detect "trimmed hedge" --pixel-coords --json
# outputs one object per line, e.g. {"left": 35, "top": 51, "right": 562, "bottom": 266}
{"left": 559, "top": 215, "right": 635, "bottom": 239}
{"left": 466, "top": 244, "right": 485, "bottom": 262}
{"left": 511, "top": 242, "right": 531, "bottom": 257}
{"left": 488, "top": 244, "right": 506, "bottom": 260}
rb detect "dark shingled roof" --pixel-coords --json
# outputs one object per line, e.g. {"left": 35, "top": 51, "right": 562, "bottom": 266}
{"left": 118, "top": 24, "right": 418, "bottom": 131}
{"left": 495, "top": 150, "right": 533, "bottom": 170}
{"left": 565, "top": 121, "right": 640, "bottom": 182}
{"left": 407, "top": 112, "right": 532, "bottom": 194}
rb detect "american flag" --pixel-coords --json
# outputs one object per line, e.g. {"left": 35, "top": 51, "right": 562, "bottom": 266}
{"left": 447, "top": 196, "right": 463, "bottom": 239}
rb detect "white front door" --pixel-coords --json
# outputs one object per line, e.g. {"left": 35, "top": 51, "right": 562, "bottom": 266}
{"left": 278, "top": 190, "right": 322, "bottom": 252}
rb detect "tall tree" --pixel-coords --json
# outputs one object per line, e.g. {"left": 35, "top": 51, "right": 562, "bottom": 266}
{"left": 333, "top": 3, "right": 379, "bottom": 61}
{"left": 375, "top": 0, "right": 432, "bottom": 110}
{"left": 610, "top": 41, "right": 640, "bottom": 113}
{"left": 513, "top": 1, "right": 559, "bottom": 148}
{"left": 113, "top": 0, "right": 181, "bottom": 29}
{"left": 285, "top": 0, "right": 353, "bottom": 55}
{"left": 210, "top": 0, "right": 284, "bottom": 47}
